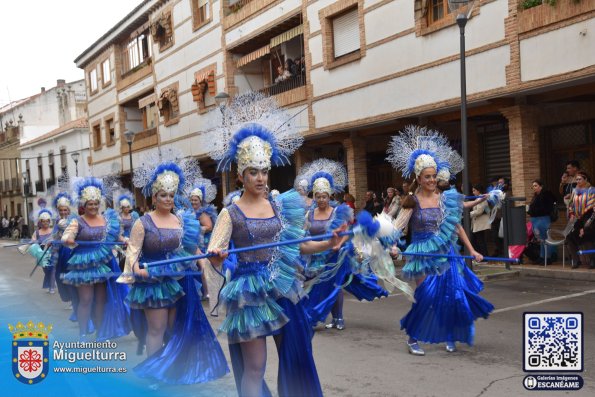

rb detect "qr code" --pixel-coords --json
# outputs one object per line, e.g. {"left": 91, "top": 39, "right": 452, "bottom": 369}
{"left": 523, "top": 313, "right": 582, "bottom": 372}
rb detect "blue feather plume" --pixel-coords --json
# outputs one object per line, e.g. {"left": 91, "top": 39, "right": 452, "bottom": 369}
{"left": 356, "top": 211, "right": 380, "bottom": 237}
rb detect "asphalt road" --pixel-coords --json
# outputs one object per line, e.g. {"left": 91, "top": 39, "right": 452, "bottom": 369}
{"left": 0, "top": 243, "right": 593, "bottom": 397}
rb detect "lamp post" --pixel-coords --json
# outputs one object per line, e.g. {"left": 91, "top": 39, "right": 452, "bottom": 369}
{"left": 448, "top": 0, "right": 476, "bottom": 236}
{"left": 70, "top": 152, "right": 80, "bottom": 177}
{"left": 124, "top": 130, "right": 136, "bottom": 190}
{"left": 215, "top": 92, "right": 231, "bottom": 195}
{"left": 22, "top": 171, "right": 29, "bottom": 233}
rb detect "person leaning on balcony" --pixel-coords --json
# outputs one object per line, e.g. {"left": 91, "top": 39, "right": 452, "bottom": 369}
{"left": 566, "top": 170, "right": 595, "bottom": 269}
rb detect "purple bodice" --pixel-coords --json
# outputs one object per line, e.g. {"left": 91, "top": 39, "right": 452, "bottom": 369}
{"left": 227, "top": 204, "right": 282, "bottom": 263}
{"left": 36, "top": 230, "right": 52, "bottom": 244}
{"left": 410, "top": 197, "right": 442, "bottom": 239}
{"left": 121, "top": 216, "right": 134, "bottom": 238}
{"left": 307, "top": 208, "right": 333, "bottom": 236}
{"left": 139, "top": 214, "right": 182, "bottom": 260}
{"left": 76, "top": 217, "right": 106, "bottom": 241}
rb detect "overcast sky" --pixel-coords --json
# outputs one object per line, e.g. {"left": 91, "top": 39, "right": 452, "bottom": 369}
{"left": 0, "top": 0, "right": 142, "bottom": 105}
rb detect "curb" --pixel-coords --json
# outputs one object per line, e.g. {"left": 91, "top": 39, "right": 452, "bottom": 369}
{"left": 474, "top": 263, "right": 595, "bottom": 282}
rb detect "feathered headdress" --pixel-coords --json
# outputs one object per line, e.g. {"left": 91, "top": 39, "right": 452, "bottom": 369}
{"left": 295, "top": 158, "right": 348, "bottom": 196}
{"left": 132, "top": 147, "right": 202, "bottom": 197}
{"left": 53, "top": 192, "right": 73, "bottom": 210}
{"left": 386, "top": 125, "right": 453, "bottom": 179}
{"left": 115, "top": 189, "right": 135, "bottom": 210}
{"left": 222, "top": 190, "right": 242, "bottom": 207}
{"left": 187, "top": 177, "right": 217, "bottom": 204}
{"left": 437, "top": 148, "right": 465, "bottom": 183}
{"left": 71, "top": 177, "right": 108, "bottom": 207}
{"left": 209, "top": 92, "right": 303, "bottom": 174}
{"left": 33, "top": 208, "right": 56, "bottom": 225}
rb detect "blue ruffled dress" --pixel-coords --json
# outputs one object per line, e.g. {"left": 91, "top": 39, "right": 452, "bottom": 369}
{"left": 34, "top": 231, "right": 54, "bottom": 290}
{"left": 130, "top": 211, "right": 228, "bottom": 385}
{"left": 62, "top": 209, "right": 131, "bottom": 341}
{"left": 219, "top": 190, "right": 322, "bottom": 397}
{"left": 120, "top": 211, "right": 139, "bottom": 238}
{"left": 304, "top": 204, "right": 388, "bottom": 326}
{"left": 400, "top": 190, "right": 494, "bottom": 345}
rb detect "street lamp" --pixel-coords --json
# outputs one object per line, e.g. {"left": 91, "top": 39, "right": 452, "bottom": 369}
{"left": 22, "top": 171, "right": 29, "bottom": 231}
{"left": 214, "top": 92, "right": 231, "bottom": 194}
{"left": 124, "top": 130, "right": 136, "bottom": 190}
{"left": 70, "top": 152, "right": 80, "bottom": 177}
{"left": 448, "top": 0, "right": 475, "bottom": 229}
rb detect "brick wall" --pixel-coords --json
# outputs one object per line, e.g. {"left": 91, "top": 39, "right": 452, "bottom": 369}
{"left": 343, "top": 135, "right": 368, "bottom": 208}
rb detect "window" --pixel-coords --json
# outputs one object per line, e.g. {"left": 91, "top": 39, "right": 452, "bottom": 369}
{"left": 320, "top": 0, "right": 364, "bottom": 70}
{"left": 89, "top": 68, "right": 98, "bottom": 93}
{"left": 332, "top": 8, "right": 359, "bottom": 58}
{"left": 192, "top": 68, "right": 216, "bottom": 111}
{"left": 142, "top": 103, "right": 158, "bottom": 130}
{"left": 102, "top": 59, "right": 111, "bottom": 85}
{"left": 150, "top": 11, "right": 174, "bottom": 51}
{"left": 92, "top": 123, "right": 102, "bottom": 150}
{"left": 60, "top": 147, "right": 67, "bottom": 174}
{"left": 192, "top": 0, "right": 211, "bottom": 30}
{"left": 158, "top": 84, "right": 180, "bottom": 125}
{"left": 123, "top": 31, "right": 152, "bottom": 74}
{"left": 105, "top": 118, "right": 115, "bottom": 145}
{"left": 428, "top": 0, "right": 449, "bottom": 24}
{"left": 47, "top": 151, "right": 55, "bottom": 189}
{"left": 36, "top": 154, "right": 44, "bottom": 192}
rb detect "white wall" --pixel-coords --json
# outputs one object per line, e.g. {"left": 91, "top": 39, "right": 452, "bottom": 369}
{"left": 520, "top": 17, "right": 595, "bottom": 82}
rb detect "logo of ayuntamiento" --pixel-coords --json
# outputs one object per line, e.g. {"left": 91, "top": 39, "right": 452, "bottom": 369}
{"left": 8, "top": 320, "right": 52, "bottom": 385}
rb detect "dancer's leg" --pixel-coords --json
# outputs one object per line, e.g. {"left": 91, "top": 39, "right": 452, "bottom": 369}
{"left": 77, "top": 285, "right": 94, "bottom": 336}
{"left": 144, "top": 308, "right": 169, "bottom": 356}
{"left": 92, "top": 283, "right": 106, "bottom": 331}
{"left": 240, "top": 338, "right": 267, "bottom": 397}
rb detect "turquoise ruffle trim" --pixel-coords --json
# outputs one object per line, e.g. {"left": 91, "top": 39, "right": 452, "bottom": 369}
{"left": 62, "top": 263, "right": 112, "bottom": 285}
{"left": 402, "top": 189, "right": 464, "bottom": 280}
{"left": 125, "top": 278, "right": 185, "bottom": 309}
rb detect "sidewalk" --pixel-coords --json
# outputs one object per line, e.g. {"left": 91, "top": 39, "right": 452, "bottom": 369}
{"left": 474, "top": 261, "right": 595, "bottom": 282}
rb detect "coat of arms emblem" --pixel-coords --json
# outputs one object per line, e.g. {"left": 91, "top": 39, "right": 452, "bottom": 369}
{"left": 8, "top": 320, "right": 52, "bottom": 385}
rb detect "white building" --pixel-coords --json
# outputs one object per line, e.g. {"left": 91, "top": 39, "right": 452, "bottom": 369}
{"left": 20, "top": 118, "right": 91, "bottom": 218}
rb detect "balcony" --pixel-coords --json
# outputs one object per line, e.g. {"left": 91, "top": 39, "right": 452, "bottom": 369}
{"left": 518, "top": 0, "right": 595, "bottom": 35}
{"left": 35, "top": 180, "right": 45, "bottom": 193}
{"left": 223, "top": 0, "right": 277, "bottom": 30}
{"left": 46, "top": 178, "right": 56, "bottom": 190}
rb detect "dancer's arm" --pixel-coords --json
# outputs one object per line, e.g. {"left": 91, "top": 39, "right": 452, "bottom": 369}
{"left": 456, "top": 224, "right": 483, "bottom": 262}
{"left": 199, "top": 212, "right": 213, "bottom": 234}
{"left": 207, "top": 209, "right": 233, "bottom": 267}
{"left": 300, "top": 224, "right": 347, "bottom": 254}
{"left": 117, "top": 219, "right": 145, "bottom": 283}
{"left": 61, "top": 218, "right": 79, "bottom": 247}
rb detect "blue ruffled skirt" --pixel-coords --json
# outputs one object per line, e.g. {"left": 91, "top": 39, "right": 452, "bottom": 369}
{"left": 125, "top": 278, "right": 185, "bottom": 309}
{"left": 134, "top": 276, "right": 229, "bottom": 384}
{"left": 402, "top": 232, "right": 452, "bottom": 280}
{"left": 219, "top": 261, "right": 289, "bottom": 343}
{"left": 400, "top": 245, "right": 494, "bottom": 345}
{"left": 305, "top": 250, "right": 387, "bottom": 326}
{"left": 62, "top": 245, "right": 112, "bottom": 286}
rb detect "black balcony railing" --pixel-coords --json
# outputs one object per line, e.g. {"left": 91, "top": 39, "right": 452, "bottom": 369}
{"left": 35, "top": 180, "right": 45, "bottom": 192}
{"left": 258, "top": 74, "right": 305, "bottom": 97}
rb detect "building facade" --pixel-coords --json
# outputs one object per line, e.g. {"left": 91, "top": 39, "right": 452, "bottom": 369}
{"left": 76, "top": 0, "right": 595, "bottom": 210}
{"left": 0, "top": 80, "right": 86, "bottom": 223}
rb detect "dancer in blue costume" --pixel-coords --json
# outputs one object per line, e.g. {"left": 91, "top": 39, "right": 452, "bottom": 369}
{"left": 207, "top": 92, "right": 344, "bottom": 397}
{"left": 117, "top": 151, "right": 228, "bottom": 385}
{"left": 50, "top": 192, "right": 76, "bottom": 305}
{"left": 188, "top": 177, "right": 219, "bottom": 301}
{"left": 28, "top": 208, "right": 56, "bottom": 293}
{"left": 61, "top": 177, "right": 131, "bottom": 341}
{"left": 298, "top": 159, "right": 388, "bottom": 329}
{"left": 386, "top": 126, "right": 494, "bottom": 355}
{"left": 116, "top": 191, "right": 139, "bottom": 240}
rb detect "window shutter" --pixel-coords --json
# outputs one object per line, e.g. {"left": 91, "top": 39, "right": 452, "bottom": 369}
{"left": 332, "top": 9, "right": 359, "bottom": 58}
